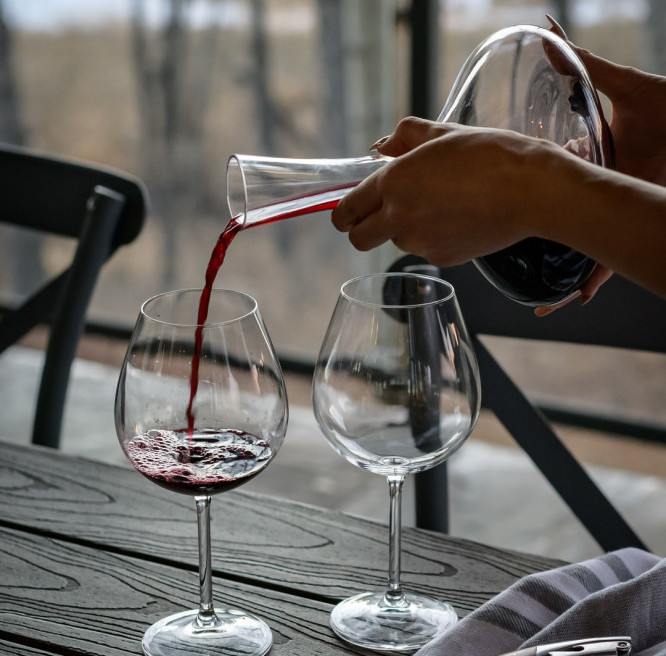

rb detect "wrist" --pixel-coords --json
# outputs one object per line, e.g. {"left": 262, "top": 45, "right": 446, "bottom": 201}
{"left": 529, "top": 146, "right": 605, "bottom": 245}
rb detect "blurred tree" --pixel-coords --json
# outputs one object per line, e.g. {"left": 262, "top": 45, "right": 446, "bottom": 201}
{"left": 251, "top": 0, "right": 316, "bottom": 156}
{"left": 249, "top": 0, "right": 315, "bottom": 255}
{"left": 318, "top": 0, "right": 346, "bottom": 156}
{"left": 647, "top": 0, "right": 666, "bottom": 73}
{"left": 0, "top": 0, "right": 44, "bottom": 295}
{"left": 318, "top": 0, "right": 396, "bottom": 156}
{"left": 131, "top": 0, "right": 218, "bottom": 287}
{"left": 251, "top": 0, "right": 276, "bottom": 152}
{"left": 0, "top": 1, "right": 22, "bottom": 144}
{"left": 551, "top": 0, "right": 571, "bottom": 38}
{"left": 316, "top": 0, "right": 399, "bottom": 276}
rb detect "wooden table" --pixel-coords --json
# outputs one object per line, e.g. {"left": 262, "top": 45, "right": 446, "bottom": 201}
{"left": 0, "top": 441, "right": 564, "bottom": 655}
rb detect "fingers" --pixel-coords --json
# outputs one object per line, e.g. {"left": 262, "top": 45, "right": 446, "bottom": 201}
{"left": 543, "top": 16, "right": 580, "bottom": 77}
{"left": 346, "top": 210, "right": 393, "bottom": 252}
{"left": 545, "top": 14, "right": 640, "bottom": 104}
{"left": 331, "top": 168, "right": 384, "bottom": 233}
{"left": 545, "top": 14, "right": 567, "bottom": 39}
{"left": 331, "top": 171, "right": 395, "bottom": 252}
{"left": 371, "top": 117, "right": 454, "bottom": 157}
{"left": 579, "top": 264, "right": 614, "bottom": 303}
{"left": 534, "top": 265, "right": 613, "bottom": 317}
{"left": 534, "top": 291, "right": 582, "bottom": 317}
{"left": 573, "top": 49, "right": 640, "bottom": 103}
{"left": 334, "top": 124, "right": 451, "bottom": 233}
{"left": 333, "top": 120, "right": 439, "bottom": 236}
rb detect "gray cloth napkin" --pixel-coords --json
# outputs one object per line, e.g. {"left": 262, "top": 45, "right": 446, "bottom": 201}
{"left": 417, "top": 548, "right": 666, "bottom": 656}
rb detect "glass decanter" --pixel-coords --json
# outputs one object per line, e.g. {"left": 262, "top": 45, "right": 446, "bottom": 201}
{"left": 226, "top": 24, "right": 612, "bottom": 307}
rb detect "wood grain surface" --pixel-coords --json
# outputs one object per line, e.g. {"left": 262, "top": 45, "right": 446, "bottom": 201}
{"left": 0, "top": 441, "right": 564, "bottom": 655}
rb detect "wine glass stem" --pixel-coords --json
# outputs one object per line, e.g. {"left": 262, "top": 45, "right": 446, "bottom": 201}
{"left": 386, "top": 474, "right": 406, "bottom": 603}
{"left": 195, "top": 495, "right": 219, "bottom": 627}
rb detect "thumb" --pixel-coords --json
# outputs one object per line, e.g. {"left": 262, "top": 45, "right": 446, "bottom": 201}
{"left": 373, "top": 117, "right": 452, "bottom": 157}
{"left": 546, "top": 15, "right": 638, "bottom": 104}
{"left": 573, "top": 47, "right": 640, "bottom": 105}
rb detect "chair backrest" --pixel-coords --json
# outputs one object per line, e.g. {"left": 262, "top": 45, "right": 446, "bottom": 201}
{"left": 0, "top": 142, "right": 148, "bottom": 449}
{"left": 392, "top": 255, "right": 666, "bottom": 552}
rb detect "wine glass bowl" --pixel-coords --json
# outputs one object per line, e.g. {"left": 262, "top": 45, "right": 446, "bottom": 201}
{"left": 313, "top": 272, "right": 480, "bottom": 652}
{"left": 115, "top": 288, "right": 288, "bottom": 656}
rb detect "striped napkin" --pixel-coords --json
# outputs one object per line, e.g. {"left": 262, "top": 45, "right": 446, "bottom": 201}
{"left": 418, "top": 548, "right": 666, "bottom": 656}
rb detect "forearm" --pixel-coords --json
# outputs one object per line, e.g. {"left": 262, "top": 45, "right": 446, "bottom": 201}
{"left": 535, "top": 154, "right": 666, "bottom": 298}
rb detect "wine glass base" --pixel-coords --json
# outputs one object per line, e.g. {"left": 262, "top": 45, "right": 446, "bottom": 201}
{"left": 142, "top": 607, "right": 273, "bottom": 656}
{"left": 330, "top": 591, "right": 457, "bottom": 653}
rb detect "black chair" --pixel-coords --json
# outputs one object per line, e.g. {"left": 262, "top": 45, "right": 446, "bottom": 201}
{"left": 393, "top": 255, "right": 666, "bottom": 552}
{"left": 0, "top": 142, "right": 148, "bottom": 449}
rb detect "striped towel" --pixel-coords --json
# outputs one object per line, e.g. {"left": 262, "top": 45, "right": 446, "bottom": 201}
{"left": 418, "top": 548, "right": 666, "bottom": 656}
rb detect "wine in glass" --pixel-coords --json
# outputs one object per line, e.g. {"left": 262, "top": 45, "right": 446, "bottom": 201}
{"left": 312, "top": 272, "right": 480, "bottom": 652}
{"left": 115, "top": 288, "right": 288, "bottom": 656}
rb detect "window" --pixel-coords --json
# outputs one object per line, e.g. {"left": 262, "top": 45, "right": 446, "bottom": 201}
{"left": 1, "top": 0, "right": 661, "bottom": 359}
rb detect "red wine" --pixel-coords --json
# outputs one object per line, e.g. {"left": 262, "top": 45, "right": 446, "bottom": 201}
{"left": 186, "top": 216, "right": 242, "bottom": 432}
{"left": 243, "top": 185, "right": 351, "bottom": 227}
{"left": 474, "top": 237, "right": 596, "bottom": 306}
{"left": 187, "top": 179, "right": 592, "bottom": 435}
{"left": 187, "top": 188, "right": 592, "bottom": 433}
{"left": 125, "top": 428, "right": 272, "bottom": 495}
{"left": 186, "top": 189, "right": 346, "bottom": 431}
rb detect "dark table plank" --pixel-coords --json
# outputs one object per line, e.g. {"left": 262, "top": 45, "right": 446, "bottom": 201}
{"left": 0, "top": 441, "right": 563, "bottom": 615}
{"left": 0, "top": 639, "right": 61, "bottom": 656}
{"left": 0, "top": 525, "right": 360, "bottom": 656}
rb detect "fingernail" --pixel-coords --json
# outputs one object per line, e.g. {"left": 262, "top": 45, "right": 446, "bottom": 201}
{"left": 579, "top": 294, "right": 593, "bottom": 306}
{"left": 534, "top": 306, "right": 554, "bottom": 317}
{"left": 370, "top": 135, "right": 389, "bottom": 151}
{"left": 546, "top": 14, "right": 568, "bottom": 40}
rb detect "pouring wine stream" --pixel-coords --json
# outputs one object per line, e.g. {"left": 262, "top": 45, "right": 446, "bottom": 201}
{"left": 185, "top": 154, "right": 389, "bottom": 430}
{"left": 187, "top": 20, "right": 614, "bottom": 428}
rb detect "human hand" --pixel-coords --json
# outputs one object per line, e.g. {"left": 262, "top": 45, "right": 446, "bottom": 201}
{"left": 542, "top": 23, "right": 666, "bottom": 304}
{"left": 535, "top": 17, "right": 666, "bottom": 313}
{"left": 333, "top": 117, "right": 613, "bottom": 315}
{"left": 548, "top": 16, "right": 666, "bottom": 186}
{"left": 331, "top": 26, "right": 666, "bottom": 312}
{"left": 533, "top": 264, "right": 614, "bottom": 316}
{"left": 331, "top": 118, "right": 554, "bottom": 265}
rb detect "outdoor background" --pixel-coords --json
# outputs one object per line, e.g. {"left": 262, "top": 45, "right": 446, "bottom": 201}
{"left": 0, "top": 0, "right": 663, "bottom": 359}
{"left": 0, "top": 0, "right": 664, "bottom": 559}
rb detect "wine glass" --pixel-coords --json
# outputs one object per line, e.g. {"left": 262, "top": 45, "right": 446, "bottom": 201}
{"left": 114, "top": 288, "right": 288, "bottom": 656}
{"left": 312, "top": 272, "right": 480, "bottom": 652}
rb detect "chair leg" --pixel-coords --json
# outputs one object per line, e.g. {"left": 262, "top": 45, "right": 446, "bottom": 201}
{"left": 415, "top": 462, "right": 449, "bottom": 533}
{"left": 473, "top": 336, "right": 647, "bottom": 552}
{"left": 32, "top": 188, "right": 126, "bottom": 448}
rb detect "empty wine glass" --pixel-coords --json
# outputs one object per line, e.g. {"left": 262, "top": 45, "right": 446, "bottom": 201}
{"left": 115, "top": 288, "right": 288, "bottom": 656}
{"left": 313, "top": 272, "right": 480, "bottom": 652}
